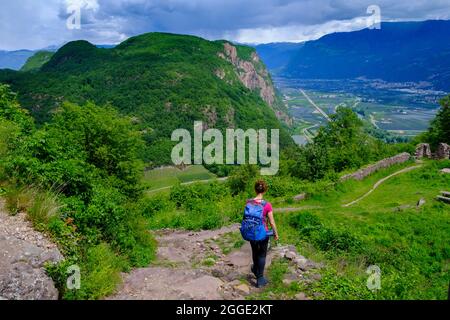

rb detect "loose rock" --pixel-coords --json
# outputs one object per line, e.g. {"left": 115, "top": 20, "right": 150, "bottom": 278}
{"left": 295, "top": 292, "right": 308, "bottom": 300}
{"left": 285, "top": 251, "right": 297, "bottom": 260}
{"left": 234, "top": 284, "right": 250, "bottom": 295}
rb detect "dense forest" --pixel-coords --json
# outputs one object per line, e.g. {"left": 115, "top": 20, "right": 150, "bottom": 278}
{"left": 0, "top": 33, "right": 293, "bottom": 166}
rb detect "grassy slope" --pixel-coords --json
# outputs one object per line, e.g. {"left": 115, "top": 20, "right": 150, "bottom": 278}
{"left": 143, "top": 165, "right": 216, "bottom": 191}
{"left": 20, "top": 51, "right": 54, "bottom": 72}
{"left": 260, "top": 159, "right": 450, "bottom": 300}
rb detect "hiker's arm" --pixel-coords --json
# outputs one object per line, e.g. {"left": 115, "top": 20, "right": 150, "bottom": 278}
{"left": 268, "top": 211, "right": 279, "bottom": 241}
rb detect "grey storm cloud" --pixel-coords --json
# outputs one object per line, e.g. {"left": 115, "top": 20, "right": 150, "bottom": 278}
{"left": 0, "top": 0, "right": 449, "bottom": 50}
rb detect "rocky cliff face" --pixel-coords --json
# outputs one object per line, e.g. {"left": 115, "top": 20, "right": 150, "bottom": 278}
{"left": 219, "top": 43, "right": 276, "bottom": 107}
{"left": 218, "top": 43, "right": 293, "bottom": 126}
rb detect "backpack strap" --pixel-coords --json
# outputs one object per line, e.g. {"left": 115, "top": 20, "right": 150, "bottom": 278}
{"left": 247, "top": 199, "right": 266, "bottom": 207}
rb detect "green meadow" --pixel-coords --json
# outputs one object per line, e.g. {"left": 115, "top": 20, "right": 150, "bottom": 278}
{"left": 143, "top": 165, "right": 216, "bottom": 192}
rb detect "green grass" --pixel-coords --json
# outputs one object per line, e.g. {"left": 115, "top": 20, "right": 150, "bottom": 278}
{"left": 140, "top": 158, "right": 449, "bottom": 299}
{"left": 143, "top": 165, "right": 216, "bottom": 191}
{"left": 269, "top": 160, "right": 450, "bottom": 299}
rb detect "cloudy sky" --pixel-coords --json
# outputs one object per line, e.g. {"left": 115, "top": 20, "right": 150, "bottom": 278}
{"left": 1, "top": 0, "right": 449, "bottom": 50}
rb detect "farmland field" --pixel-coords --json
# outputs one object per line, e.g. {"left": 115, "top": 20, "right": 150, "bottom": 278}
{"left": 276, "top": 77, "right": 443, "bottom": 144}
{"left": 143, "top": 165, "right": 216, "bottom": 191}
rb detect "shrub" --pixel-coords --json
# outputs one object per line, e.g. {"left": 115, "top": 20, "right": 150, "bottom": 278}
{"left": 290, "top": 211, "right": 362, "bottom": 254}
{"left": 140, "top": 193, "right": 175, "bottom": 217}
{"left": 170, "top": 181, "right": 229, "bottom": 209}
{"left": 57, "top": 243, "right": 126, "bottom": 300}
{"left": 28, "top": 190, "right": 63, "bottom": 227}
{"left": 226, "top": 165, "right": 259, "bottom": 195}
{"left": 4, "top": 184, "right": 35, "bottom": 215}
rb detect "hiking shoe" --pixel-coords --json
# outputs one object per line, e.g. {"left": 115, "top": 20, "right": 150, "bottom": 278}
{"left": 256, "top": 277, "right": 269, "bottom": 288}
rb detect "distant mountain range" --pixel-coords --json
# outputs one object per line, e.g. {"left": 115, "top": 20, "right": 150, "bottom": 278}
{"left": 0, "top": 45, "right": 116, "bottom": 70}
{"left": 252, "top": 42, "right": 303, "bottom": 72}
{"left": 0, "top": 50, "right": 36, "bottom": 70}
{"left": 255, "top": 20, "right": 450, "bottom": 92}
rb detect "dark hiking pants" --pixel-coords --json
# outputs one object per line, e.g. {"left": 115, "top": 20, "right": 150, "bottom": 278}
{"left": 250, "top": 238, "right": 269, "bottom": 279}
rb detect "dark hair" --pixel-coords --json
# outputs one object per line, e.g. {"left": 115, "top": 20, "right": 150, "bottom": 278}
{"left": 255, "top": 180, "right": 268, "bottom": 194}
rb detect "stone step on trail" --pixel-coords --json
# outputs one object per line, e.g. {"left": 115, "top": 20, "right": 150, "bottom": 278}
{"left": 110, "top": 224, "right": 323, "bottom": 300}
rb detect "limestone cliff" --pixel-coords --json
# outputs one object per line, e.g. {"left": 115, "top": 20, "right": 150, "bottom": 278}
{"left": 218, "top": 42, "right": 292, "bottom": 126}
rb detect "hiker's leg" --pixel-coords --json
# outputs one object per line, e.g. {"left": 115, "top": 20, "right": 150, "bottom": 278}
{"left": 250, "top": 241, "right": 259, "bottom": 275}
{"left": 255, "top": 238, "right": 269, "bottom": 278}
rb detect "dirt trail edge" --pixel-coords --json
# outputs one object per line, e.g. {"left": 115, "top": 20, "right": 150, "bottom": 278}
{"left": 342, "top": 165, "right": 423, "bottom": 207}
{"left": 0, "top": 199, "right": 63, "bottom": 300}
{"left": 109, "top": 224, "right": 322, "bottom": 300}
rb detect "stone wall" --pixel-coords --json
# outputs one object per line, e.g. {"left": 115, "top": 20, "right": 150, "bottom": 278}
{"left": 415, "top": 142, "right": 450, "bottom": 160}
{"left": 415, "top": 143, "right": 432, "bottom": 159}
{"left": 340, "top": 152, "right": 411, "bottom": 181}
{"left": 436, "top": 143, "right": 450, "bottom": 159}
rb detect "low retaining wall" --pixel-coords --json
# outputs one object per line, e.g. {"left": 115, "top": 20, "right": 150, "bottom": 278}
{"left": 340, "top": 152, "right": 411, "bottom": 181}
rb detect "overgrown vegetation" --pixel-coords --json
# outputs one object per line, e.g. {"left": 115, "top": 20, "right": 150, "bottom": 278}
{"left": 0, "top": 84, "right": 156, "bottom": 299}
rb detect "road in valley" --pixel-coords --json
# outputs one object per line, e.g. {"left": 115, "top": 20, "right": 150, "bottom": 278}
{"left": 299, "top": 89, "right": 331, "bottom": 122}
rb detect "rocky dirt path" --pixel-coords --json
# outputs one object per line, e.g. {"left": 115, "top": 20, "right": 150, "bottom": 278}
{"left": 110, "top": 224, "right": 322, "bottom": 300}
{"left": 0, "top": 199, "right": 63, "bottom": 300}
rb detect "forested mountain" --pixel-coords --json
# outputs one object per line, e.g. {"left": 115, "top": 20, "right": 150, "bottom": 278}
{"left": 0, "top": 33, "right": 293, "bottom": 165}
{"left": 256, "top": 20, "right": 450, "bottom": 91}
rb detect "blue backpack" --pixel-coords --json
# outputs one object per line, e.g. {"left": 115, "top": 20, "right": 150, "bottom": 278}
{"left": 240, "top": 199, "right": 267, "bottom": 241}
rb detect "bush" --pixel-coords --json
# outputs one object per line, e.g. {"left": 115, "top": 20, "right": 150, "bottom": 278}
{"left": 0, "top": 86, "right": 156, "bottom": 299}
{"left": 290, "top": 211, "right": 362, "bottom": 254}
{"left": 226, "top": 165, "right": 259, "bottom": 195}
{"left": 265, "top": 176, "right": 304, "bottom": 198}
{"left": 4, "top": 184, "right": 35, "bottom": 215}
{"left": 140, "top": 193, "right": 175, "bottom": 217}
{"left": 51, "top": 243, "right": 127, "bottom": 300}
{"left": 170, "top": 181, "right": 229, "bottom": 209}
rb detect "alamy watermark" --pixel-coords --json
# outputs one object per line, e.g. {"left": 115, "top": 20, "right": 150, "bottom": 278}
{"left": 66, "top": 264, "right": 81, "bottom": 290}
{"left": 366, "top": 5, "right": 381, "bottom": 30}
{"left": 171, "top": 122, "right": 280, "bottom": 175}
{"left": 366, "top": 265, "right": 381, "bottom": 292}
{"left": 66, "top": 0, "right": 99, "bottom": 30}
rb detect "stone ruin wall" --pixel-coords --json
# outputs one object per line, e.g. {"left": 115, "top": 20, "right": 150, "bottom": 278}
{"left": 340, "top": 152, "right": 411, "bottom": 182}
{"left": 415, "top": 142, "right": 450, "bottom": 160}
{"left": 436, "top": 143, "right": 450, "bottom": 160}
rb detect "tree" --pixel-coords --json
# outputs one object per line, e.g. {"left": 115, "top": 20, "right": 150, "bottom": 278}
{"left": 288, "top": 107, "right": 390, "bottom": 181}
{"left": 0, "top": 84, "right": 34, "bottom": 132}
{"left": 425, "top": 95, "right": 450, "bottom": 147}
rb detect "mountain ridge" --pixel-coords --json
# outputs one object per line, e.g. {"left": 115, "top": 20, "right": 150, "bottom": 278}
{"left": 256, "top": 20, "right": 450, "bottom": 91}
{"left": 0, "top": 32, "right": 293, "bottom": 166}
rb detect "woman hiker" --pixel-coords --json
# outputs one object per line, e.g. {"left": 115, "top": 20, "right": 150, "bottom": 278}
{"left": 241, "top": 179, "right": 279, "bottom": 288}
